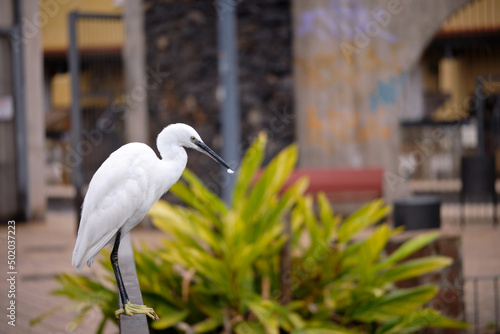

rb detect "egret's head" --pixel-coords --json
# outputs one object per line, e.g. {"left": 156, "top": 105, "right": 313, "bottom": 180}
{"left": 159, "top": 123, "right": 234, "bottom": 174}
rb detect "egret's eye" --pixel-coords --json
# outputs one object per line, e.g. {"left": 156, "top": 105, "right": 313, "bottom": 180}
{"left": 190, "top": 136, "right": 196, "bottom": 142}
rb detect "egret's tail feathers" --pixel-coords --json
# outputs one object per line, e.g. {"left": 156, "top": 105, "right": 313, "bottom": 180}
{"left": 72, "top": 245, "right": 88, "bottom": 272}
{"left": 73, "top": 248, "right": 98, "bottom": 272}
{"left": 72, "top": 227, "right": 118, "bottom": 272}
{"left": 87, "top": 258, "right": 95, "bottom": 268}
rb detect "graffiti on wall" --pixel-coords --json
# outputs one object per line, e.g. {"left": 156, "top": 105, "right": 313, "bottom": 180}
{"left": 369, "top": 72, "right": 408, "bottom": 112}
{"left": 294, "top": 47, "right": 408, "bottom": 90}
{"left": 294, "top": 1, "right": 413, "bottom": 153}
{"left": 305, "top": 105, "right": 392, "bottom": 152}
{"left": 296, "top": 0, "right": 398, "bottom": 44}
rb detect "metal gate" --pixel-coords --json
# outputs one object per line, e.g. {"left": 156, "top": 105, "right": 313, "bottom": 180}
{"left": 0, "top": 0, "right": 28, "bottom": 221}
{"left": 67, "top": 12, "right": 125, "bottom": 223}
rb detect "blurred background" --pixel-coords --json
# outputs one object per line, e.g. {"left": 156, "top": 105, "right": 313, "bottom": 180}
{"left": 2, "top": 0, "right": 500, "bottom": 220}
{"left": 1, "top": 0, "right": 500, "bottom": 333}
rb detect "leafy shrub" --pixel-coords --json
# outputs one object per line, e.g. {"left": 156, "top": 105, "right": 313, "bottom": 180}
{"left": 43, "top": 133, "right": 467, "bottom": 334}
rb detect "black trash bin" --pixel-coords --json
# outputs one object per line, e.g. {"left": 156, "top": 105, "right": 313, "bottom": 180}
{"left": 394, "top": 196, "right": 441, "bottom": 230}
{"left": 460, "top": 154, "right": 497, "bottom": 226}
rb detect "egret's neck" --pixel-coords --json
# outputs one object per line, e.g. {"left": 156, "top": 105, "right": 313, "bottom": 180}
{"left": 155, "top": 128, "right": 188, "bottom": 193}
{"left": 158, "top": 143, "right": 187, "bottom": 167}
{"left": 154, "top": 144, "right": 187, "bottom": 195}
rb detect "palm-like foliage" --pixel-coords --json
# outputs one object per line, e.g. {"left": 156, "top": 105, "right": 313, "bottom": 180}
{"left": 42, "top": 133, "right": 468, "bottom": 334}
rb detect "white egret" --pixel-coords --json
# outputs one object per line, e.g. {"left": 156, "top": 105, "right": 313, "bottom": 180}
{"left": 72, "top": 123, "right": 233, "bottom": 321}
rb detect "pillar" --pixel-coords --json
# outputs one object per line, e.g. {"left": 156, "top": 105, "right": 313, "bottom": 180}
{"left": 23, "top": 0, "right": 46, "bottom": 219}
{"left": 292, "top": 0, "right": 472, "bottom": 200}
{"left": 123, "top": 0, "right": 148, "bottom": 144}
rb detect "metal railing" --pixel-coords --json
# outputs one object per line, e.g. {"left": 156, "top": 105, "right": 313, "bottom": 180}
{"left": 466, "top": 275, "right": 500, "bottom": 334}
{"left": 117, "top": 234, "right": 149, "bottom": 334}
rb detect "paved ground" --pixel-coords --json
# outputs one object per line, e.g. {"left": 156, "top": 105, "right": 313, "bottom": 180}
{"left": 0, "top": 201, "right": 499, "bottom": 334}
{"left": 0, "top": 208, "right": 117, "bottom": 334}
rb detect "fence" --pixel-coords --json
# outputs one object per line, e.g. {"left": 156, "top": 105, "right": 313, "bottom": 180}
{"left": 465, "top": 275, "right": 500, "bottom": 334}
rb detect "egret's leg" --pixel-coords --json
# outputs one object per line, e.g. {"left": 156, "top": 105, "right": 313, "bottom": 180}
{"left": 110, "top": 231, "right": 129, "bottom": 305}
{"left": 111, "top": 231, "right": 159, "bottom": 321}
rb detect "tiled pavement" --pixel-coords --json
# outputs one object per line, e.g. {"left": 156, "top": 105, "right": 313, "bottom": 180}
{"left": 0, "top": 208, "right": 118, "bottom": 334}
{"left": 0, "top": 201, "right": 499, "bottom": 334}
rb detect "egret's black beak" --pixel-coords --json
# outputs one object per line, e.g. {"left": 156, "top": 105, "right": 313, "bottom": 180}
{"left": 194, "top": 139, "right": 234, "bottom": 174}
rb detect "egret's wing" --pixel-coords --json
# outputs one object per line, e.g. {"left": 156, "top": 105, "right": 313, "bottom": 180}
{"left": 72, "top": 144, "right": 154, "bottom": 271}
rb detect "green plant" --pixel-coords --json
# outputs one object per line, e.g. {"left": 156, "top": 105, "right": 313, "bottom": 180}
{"left": 41, "top": 133, "right": 468, "bottom": 334}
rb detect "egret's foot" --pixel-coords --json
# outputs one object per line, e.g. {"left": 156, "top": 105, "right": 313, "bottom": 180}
{"left": 115, "top": 301, "right": 159, "bottom": 321}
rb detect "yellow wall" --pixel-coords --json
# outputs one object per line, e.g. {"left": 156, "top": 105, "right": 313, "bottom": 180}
{"left": 441, "top": 0, "right": 500, "bottom": 33}
{"left": 40, "top": 0, "right": 123, "bottom": 52}
{"left": 427, "top": 0, "right": 500, "bottom": 120}
{"left": 51, "top": 73, "right": 71, "bottom": 109}
{"left": 431, "top": 47, "right": 500, "bottom": 121}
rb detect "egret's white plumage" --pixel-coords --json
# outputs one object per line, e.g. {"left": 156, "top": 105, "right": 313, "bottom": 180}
{"left": 72, "top": 123, "right": 233, "bottom": 272}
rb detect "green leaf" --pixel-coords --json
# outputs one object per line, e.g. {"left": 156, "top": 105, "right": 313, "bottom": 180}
{"left": 264, "top": 177, "right": 309, "bottom": 231}
{"left": 299, "top": 196, "right": 320, "bottom": 255}
{"left": 151, "top": 305, "right": 189, "bottom": 330}
{"left": 232, "top": 132, "right": 267, "bottom": 208}
{"left": 426, "top": 314, "right": 469, "bottom": 329}
{"left": 357, "top": 224, "right": 391, "bottom": 280}
{"left": 317, "top": 192, "right": 339, "bottom": 242}
{"left": 193, "top": 316, "right": 224, "bottom": 333}
{"left": 338, "top": 199, "right": 389, "bottom": 244}
{"left": 182, "top": 169, "right": 228, "bottom": 215}
{"left": 168, "top": 172, "right": 225, "bottom": 228}
{"left": 96, "top": 317, "right": 108, "bottom": 334}
{"left": 68, "top": 305, "right": 93, "bottom": 331}
{"left": 151, "top": 202, "right": 222, "bottom": 253}
{"left": 376, "top": 309, "right": 469, "bottom": 334}
{"left": 377, "top": 256, "right": 452, "bottom": 283}
{"left": 241, "top": 143, "right": 298, "bottom": 222}
{"left": 235, "top": 321, "right": 267, "bottom": 334}
{"left": 351, "top": 285, "right": 439, "bottom": 322}
{"left": 164, "top": 247, "right": 230, "bottom": 290}
{"left": 246, "top": 296, "right": 280, "bottom": 334}
{"left": 293, "top": 325, "right": 361, "bottom": 334}
{"left": 30, "top": 305, "right": 63, "bottom": 326}
{"left": 375, "top": 232, "right": 439, "bottom": 271}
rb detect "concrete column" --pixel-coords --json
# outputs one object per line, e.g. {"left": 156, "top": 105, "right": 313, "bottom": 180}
{"left": 0, "top": 1, "right": 17, "bottom": 219}
{"left": 292, "top": 0, "right": 472, "bottom": 200}
{"left": 22, "top": 0, "right": 46, "bottom": 219}
{"left": 123, "top": 0, "right": 148, "bottom": 144}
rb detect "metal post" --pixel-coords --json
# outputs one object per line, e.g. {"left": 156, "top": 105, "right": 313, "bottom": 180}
{"left": 216, "top": 0, "right": 240, "bottom": 204}
{"left": 11, "top": 0, "right": 29, "bottom": 220}
{"left": 494, "top": 276, "right": 499, "bottom": 334}
{"left": 118, "top": 234, "right": 150, "bottom": 333}
{"left": 474, "top": 278, "right": 479, "bottom": 334}
{"left": 476, "top": 76, "right": 486, "bottom": 156}
{"left": 68, "top": 11, "right": 84, "bottom": 228}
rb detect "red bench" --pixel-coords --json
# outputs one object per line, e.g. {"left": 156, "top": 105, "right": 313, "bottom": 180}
{"left": 282, "top": 168, "right": 384, "bottom": 202}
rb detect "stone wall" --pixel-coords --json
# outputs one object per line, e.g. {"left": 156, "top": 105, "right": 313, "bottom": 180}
{"left": 144, "top": 0, "right": 294, "bottom": 193}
